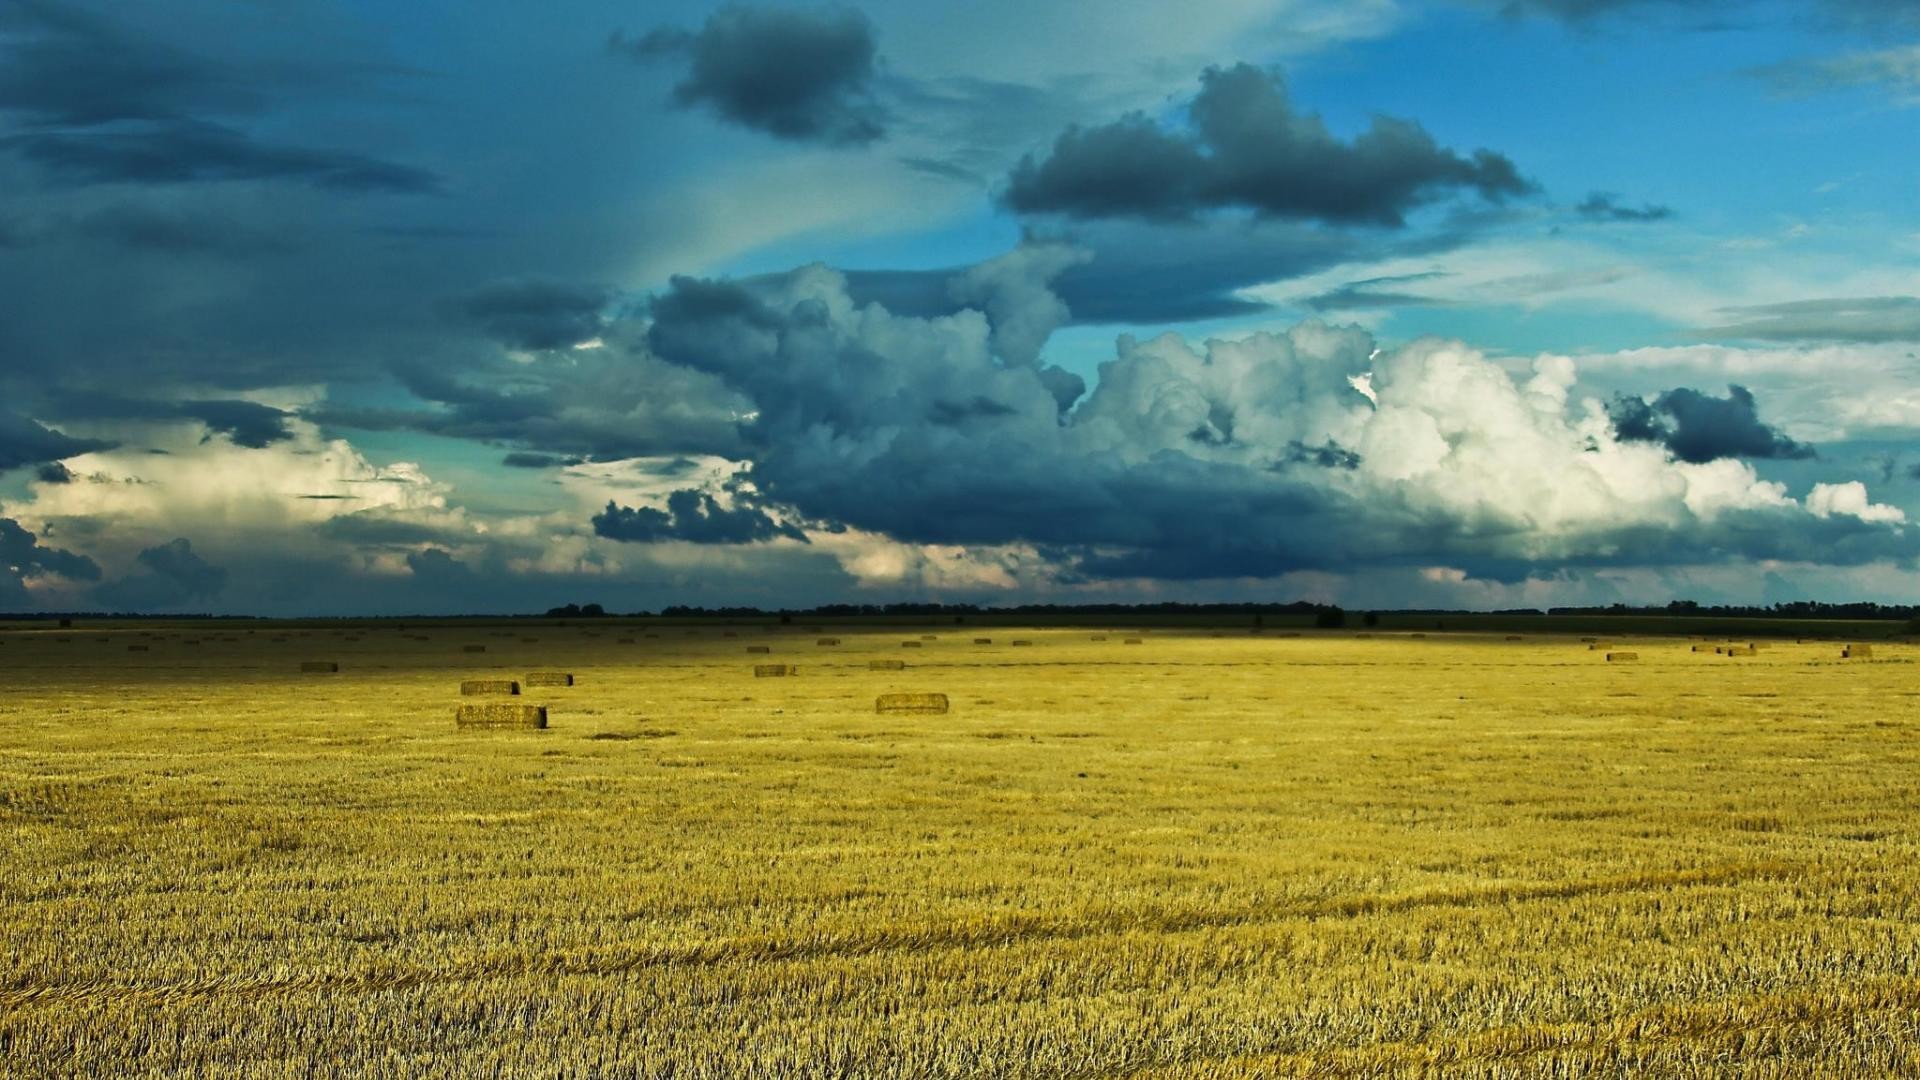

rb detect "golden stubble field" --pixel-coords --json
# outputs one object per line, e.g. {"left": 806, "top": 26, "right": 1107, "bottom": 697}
{"left": 2, "top": 622, "right": 1917, "bottom": 1078}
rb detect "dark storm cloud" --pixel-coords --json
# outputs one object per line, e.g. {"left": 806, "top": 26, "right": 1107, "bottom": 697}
{"left": 405, "top": 547, "right": 478, "bottom": 589}
{"left": 450, "top": 279, "right": 612, "bottom": 351}
{"left": 0, "top": 0, "right": 252, "bottom": 126}
{"left": 0, "top": 516, "right": 101, "bottom": 583}
{"left": 44, "top": 394, "right": 294, "bottom": 448}
{"left": 613, "top": 4, "right": 884, "bottom": 146}
{"left": 592, "top": 489, "right": 807, "bottom": 544}
{"left": 501, "top": 452, "right": 583, "bottom": 469}
{"left": 5, "top": 120, "right": 441, "bottom": 193}
{"left": 1609, "top": 384, "right": 1814, "bottom": 464}
{"left": 1575, "top": 191, "right": 1673, "bottom": 222}
{"left": 35, "top": 462, "right": 72, "bottom": 484}
{"left": 848, "top": 211, "right": 1507, "bottom": 329}
{"left": 0, "top": 411, "right": 115, "bottom": 472}
{"left": 93, "top": 537, "right": 224, "bottom": 609}
{"left": 316, "top": 337, "right": 748, "bottom": 462}
{"left": 1003, "top": 64, "right": 1533, "bottom": 226}
{"left": 1702, "top": 296, "right": 1920, "bottom": 344}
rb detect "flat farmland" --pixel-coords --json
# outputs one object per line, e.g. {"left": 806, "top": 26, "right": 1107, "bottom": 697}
{"left": 2, "top": 623, "right": 1918, "bottom": 1077}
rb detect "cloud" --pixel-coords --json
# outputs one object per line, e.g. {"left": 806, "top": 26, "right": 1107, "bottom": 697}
{"left": 0, "top": 411, "right": 115, "bottom": 472}
{"left": 1575, "top": 191, "right": 1673, "bottom": 222}
{"left": 0, "top": 1, "right": 252, "bottom": 126}
{"left": 1807, "top": 480, "right": 1906, "bottom": 524}
{"left": 614, "top": 4, "right": 885, "bottom": 146}
{"left": 404, "top": 546, "right": 479, "bottom": 589}
{"left": 1303, "top": 271, "right": 1453, "bottom": 312}
{"left": 43, "top": 394, "right": 294, "bottom": 448}
{"left": 319, "top": 330, "right": 749, "bottom": 463}
{"left": 642, "top": 259, "right": 1914, "bottom": 582}
{"left": 1608, "top": 384, "right": 1814, "bottom": 464}
{"left": 1750, "top": 45, "right": 1920, "bottom": 104}
{"left": 1003, "top": 63, "right": 1533, "bottom": 225}
{"left": 450, "top": 278, "right": 613, "bottom": 351}
{"left": 592, "top": 488, "right": 807, "bottom": 544}
{"left": 501, "top": 452, "right": 583, "bottom": 469}
{"left": 0, "top": 516, "right": 101, "bottom": 599}
{"left": 946, "top": 242, "right": 1092, "bottom": 367}
{"left": 4, "top": 119, "right": 441, "bottom": 193}
{"left": 1484, "top": 0, "right": 1718, "bottom": 21}
{"left": 93, "top": 536, "right": 225, "bottom": 610}
{"left": 1703, "top": 296, "right": 1920, "bottom": 343}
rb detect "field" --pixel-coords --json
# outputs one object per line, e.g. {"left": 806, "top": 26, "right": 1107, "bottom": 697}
{"left": 3, "top": 621, "right": 1919, "bottom": 1077}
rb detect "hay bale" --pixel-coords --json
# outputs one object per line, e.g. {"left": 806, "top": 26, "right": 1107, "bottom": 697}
{"left": 1124, "top": 638, "right": 1143, "bottom": 645}
{"left": 525, "top": 672, "right": 575, "bottom": 688}
{"left": 746, "top": 645, "right": 771, "bottom": 654}
{"left": 1090, "top": 635, "right": 1108, "bottom": 641}
{"left": 876, "top": 692, "right": 949, "bottom": 715}
{"left": 901, "top": 641, "right": 922, "bottom": 648}
{"left": 460, "top": 679, "right": 519, "bottom": 695}
{"left": 1692, "top": 644, "right": 1712, "bottom": 653}
{"left": 1011, "top": 639, "right": 1034, "bottom": 647}
{"left": 1843, "top": 645, "right": 1873, "bottom": 659}
{"left": 973, "top": 638, "right": 992, "bottom": 644}
{"left": 1505, "top": 635, "right": 1524, "bottom": 641}
{"left": 300, "top": 661, "right": 339, "bottom": 673}
{"left": 463, "top": 644, "right": 486, "bottom": 653}
{"left": 753, "top": 664, "right": 794, "bottom": 677}
{"left": 869, "top": 659, "right": 906, "bottom": 671}
{"left": 815, "top": 637, "right": 842, "bottom": 646}
{"left": 456, "top": 703, "right": 547, "bottom": 729}
{"left": 1605, "top": 652, "right": 1639, "bottom": 662}
{"left": 1588, "top": 644, "right": 1612, "bottom": 651}
{"left": 1725, "top": 646, "right": 1757, "bottom": 657}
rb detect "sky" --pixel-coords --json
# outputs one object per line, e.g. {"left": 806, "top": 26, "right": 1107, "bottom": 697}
{"left": 1, "top": 0, "right": 1918, "bottom": 616}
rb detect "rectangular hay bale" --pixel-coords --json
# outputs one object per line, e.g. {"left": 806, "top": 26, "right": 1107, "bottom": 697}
{"left": 1124, "top": 638, "right": 1143, "bottom": 644}
{"left": 460, "top": 679, "right": 519, "bottom": 695}
{"left": 876, "top": 692, "right": 949, "bottom": 715}
{"left": 1011, "top": 640, "right": 1033, "bottom": 647}
{"left": 456, "top": 703, "right": 547, "bottom": 729}
{"left": 1843, "top": 645, "right": 1873, "bottom": 659}
{"left": 746, "top": 645, "right": 771, "bottom": 654}
{"left": 869, "top": 659, "right": 906, "bottom": 671}
{"left": 973, "top": 638, "right": 992, "bottom": 644}
{"left": 817, "top": 638, "right": 841, "bottom": 646}
{"left": 901, "top": 641, "right": 922, "bottom": 648}
{"left": 525, "top": 672, "right": 575, "bottom": 687}
{"left": 301, "top": 661, "right": 339, "bottom": 673}
{"left": 1605, "top": 652, "right": 1639, "bottom": 662}
{"left": 754, "top": 664, "right": 794, "bottom": 677}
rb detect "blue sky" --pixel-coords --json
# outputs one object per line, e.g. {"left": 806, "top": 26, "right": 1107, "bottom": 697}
{"left": 1, "top": 0, "right": 1916, "bottom": 614}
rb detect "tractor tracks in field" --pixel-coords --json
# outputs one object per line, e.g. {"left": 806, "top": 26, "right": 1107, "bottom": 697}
{"left": 0, "top": 861, "right": 1801, "bottom": 1010}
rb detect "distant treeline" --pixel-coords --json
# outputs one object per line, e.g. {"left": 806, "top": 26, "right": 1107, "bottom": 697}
{"left": 645, "top": 600, "right": 1345, "bottom": 619}
{"left": 6, "top": 598, "right": 1914, "bottom": 623}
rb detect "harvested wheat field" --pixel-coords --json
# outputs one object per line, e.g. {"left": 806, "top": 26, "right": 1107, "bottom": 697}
{"left": 3, "top": 621, "right": 1919, "bottom": 1077}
